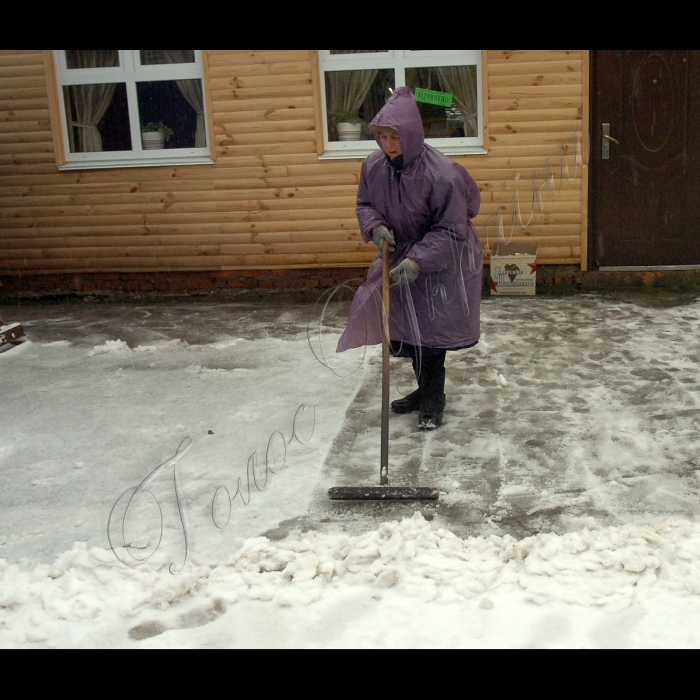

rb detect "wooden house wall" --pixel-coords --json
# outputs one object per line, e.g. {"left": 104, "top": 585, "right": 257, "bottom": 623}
{"left": 0, "top": 50, "right": 588, "bottom": 277}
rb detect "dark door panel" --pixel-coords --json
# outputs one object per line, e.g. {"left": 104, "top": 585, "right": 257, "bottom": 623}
{"left": 592, "top": 50, "right": 700, "bottom": 267}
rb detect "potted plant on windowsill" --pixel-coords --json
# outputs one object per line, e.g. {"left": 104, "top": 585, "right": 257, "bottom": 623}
{"left": 331, "top": 110, "right": 363, "bottom": 142}
{"left": 141, "top": 122, "right": 174, "bottom": 150}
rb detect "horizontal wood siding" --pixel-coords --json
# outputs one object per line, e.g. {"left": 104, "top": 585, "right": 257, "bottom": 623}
{"left": 468, "top": 50, "right": 587, "bottom": 265}
{"left": 0, "top": 50, "right": 588, "bottom": 276}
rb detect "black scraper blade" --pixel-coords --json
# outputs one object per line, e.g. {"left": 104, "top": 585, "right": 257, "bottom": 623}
{"left": 328, "top": 486, "right": 439, "bottom": 501}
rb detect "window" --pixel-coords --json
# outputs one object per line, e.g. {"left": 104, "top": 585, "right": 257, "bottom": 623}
{"left": 318, "top": 50, "right": 484, "bottom": 158}
{"left": 53, "top": 50, "right": 211, "bottom": 169}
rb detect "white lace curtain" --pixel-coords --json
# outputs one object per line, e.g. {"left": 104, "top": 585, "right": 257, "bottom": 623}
{"left": 436, "top": 66, "right": 479, "bottom": 137}
{"left": 65, "top": 50, "right": 207, "bottom": 151}
{"left": 66, "top": 50, "right": 119, "bottom": 152}
{"left": 160, "top": 50, "right": 207, "bottom": 148}
{"left": 327, "top": 70, "right": 379, "bottom": 117}
{"left": 326, "top": 51, "right": 381, "bottom": 138}
{"left": 140, "top": 49, "right": 195, "bottom": 64}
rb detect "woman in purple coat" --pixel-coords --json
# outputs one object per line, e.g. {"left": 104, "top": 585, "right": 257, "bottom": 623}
{"left": 337, "top": 87, "right": 483, "bottom": 430}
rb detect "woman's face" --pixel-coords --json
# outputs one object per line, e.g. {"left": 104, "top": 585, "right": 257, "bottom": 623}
{"left": 379, "top": 128, "right": 402, "bottom": 160}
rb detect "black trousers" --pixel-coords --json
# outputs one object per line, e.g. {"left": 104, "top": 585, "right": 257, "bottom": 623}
{"left": 390, "top": 342, "right": 447, "bottom": 413}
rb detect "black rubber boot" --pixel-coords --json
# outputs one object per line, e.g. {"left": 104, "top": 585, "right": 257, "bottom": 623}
{"left": 390, "top": 344, "right": 447, "bottom": 428}
{"left": 417, "top": 352, "right": 446, "bottom": 430}
{"left": 391, "top": 388, "right": 421, "bottom": 414}
{"left": 419, "top": 393, "right": 446, "bottom": 431}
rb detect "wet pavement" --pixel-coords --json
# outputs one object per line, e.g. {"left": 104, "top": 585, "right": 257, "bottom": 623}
{"left": 303, "top": 292, "right": 700, "bottom": 541}
{"left": 3, "top": 291, "right": 700, "bottom": 548}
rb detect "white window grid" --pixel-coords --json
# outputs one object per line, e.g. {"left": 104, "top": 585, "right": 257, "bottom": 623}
{"left": 54, "top": 50, "right": 211, "bottom": 168}
{"left": 319, "top": 50, "right": 484, "bottom": 155}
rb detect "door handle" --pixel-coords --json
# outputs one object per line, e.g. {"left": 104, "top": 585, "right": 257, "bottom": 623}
{"left": 602, "top": 124, "right": 619, "bottom": 160}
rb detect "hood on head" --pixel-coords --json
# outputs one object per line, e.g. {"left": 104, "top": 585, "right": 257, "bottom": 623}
{"left": 369, "top": 86, "right": 425, "bottom": 167}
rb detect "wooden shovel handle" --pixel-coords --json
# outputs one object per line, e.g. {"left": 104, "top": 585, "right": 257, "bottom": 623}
{"left": 381, "top": 240, "right": 391, "bottom": 485}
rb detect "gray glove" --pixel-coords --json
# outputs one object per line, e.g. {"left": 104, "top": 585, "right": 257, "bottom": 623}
{"left": 390, "top": 258, "right": 420, "bottom": 289}
{"left": 371, "top": 225, "right": 395, "bottom": 253}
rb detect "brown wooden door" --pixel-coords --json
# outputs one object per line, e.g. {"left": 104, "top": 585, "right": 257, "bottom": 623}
{"left": 591, "top": 50, "right": 700, "bottom": 268}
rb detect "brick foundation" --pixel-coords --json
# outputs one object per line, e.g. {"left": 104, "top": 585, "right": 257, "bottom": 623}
{"left": 536, "top": 265, "right": 700, "bottom": 294}
{"left": 0, "top": 268, "right": 370, "bottom": 299}
{"left": 2, "top": 265, "right": 700, "bottom": 301}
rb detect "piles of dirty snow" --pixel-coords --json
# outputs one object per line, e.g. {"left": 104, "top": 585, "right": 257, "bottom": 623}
{"left": 2, "top": 514, "right": 700, "bottom": 647}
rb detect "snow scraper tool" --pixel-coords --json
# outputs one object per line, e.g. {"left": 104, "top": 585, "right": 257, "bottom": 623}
{"left": 328, "top": 241, "right": 439, "bottom": 502}
{"left": 0, "top": 322, "right": 26, "bottom": 349}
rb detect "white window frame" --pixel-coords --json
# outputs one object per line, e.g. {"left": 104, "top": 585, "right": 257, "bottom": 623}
{"left": 318, "top": 50, "right": 486, "bottom": 160}
{"left": 54, "top": 50, "right": 213, "bottom": 170}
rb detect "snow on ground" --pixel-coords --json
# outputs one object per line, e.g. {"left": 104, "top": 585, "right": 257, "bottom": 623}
{"left": 2, "top": 513, "right": 700, "bottom": 648}
{"left": 1, "top": 296, "right": 700, "bottom": 648}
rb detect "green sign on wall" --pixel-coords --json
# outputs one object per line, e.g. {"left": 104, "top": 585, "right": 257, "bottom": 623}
{"left": 414, "top": 88, "right": 453, "bottom": 107}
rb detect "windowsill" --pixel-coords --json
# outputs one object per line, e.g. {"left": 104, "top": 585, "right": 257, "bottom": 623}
{"left": 318, "top": 146, "right": 488, "bottom": 160}
{"left": 58, "top": 156, "right": 214, "bottom": 171}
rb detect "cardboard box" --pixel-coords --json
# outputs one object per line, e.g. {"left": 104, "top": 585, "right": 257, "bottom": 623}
{"left": 490, "top": 242, "right": 538, "bottom": 296}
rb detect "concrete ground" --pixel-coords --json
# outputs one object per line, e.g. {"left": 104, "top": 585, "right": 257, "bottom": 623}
{"left": 3, "top": 290, "right": 700, "bottom": 550}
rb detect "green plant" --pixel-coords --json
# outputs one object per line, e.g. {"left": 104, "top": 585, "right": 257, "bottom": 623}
{"left": 330, "top": 109, "right": 362, "bottom": 125}
{"left": 141, "top": 122, "right": 174, "bottom": 141}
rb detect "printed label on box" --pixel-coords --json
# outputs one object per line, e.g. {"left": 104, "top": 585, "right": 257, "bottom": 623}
{"left": 490, "top": 246, "right": 538, "bottom": 296}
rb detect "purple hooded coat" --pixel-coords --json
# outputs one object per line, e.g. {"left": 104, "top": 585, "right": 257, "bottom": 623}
{"left": 337, "top": 87, "right": 483, "bottom": 353}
